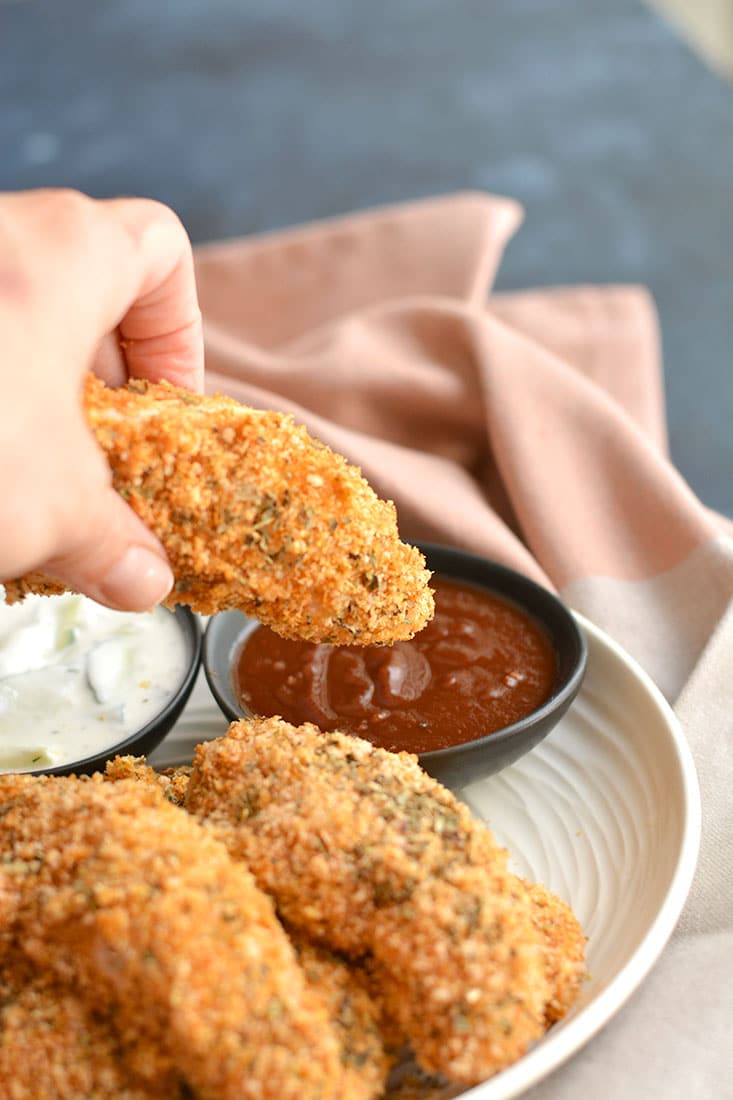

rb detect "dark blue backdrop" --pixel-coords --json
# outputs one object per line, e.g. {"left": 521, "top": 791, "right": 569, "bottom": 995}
{"left": 2, "top": 0, "right": 731, "bottom": 516}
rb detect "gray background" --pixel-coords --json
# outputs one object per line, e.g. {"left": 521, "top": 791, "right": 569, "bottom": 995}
{"left": 2, "top": 0, "right": 731, "bottom": 517}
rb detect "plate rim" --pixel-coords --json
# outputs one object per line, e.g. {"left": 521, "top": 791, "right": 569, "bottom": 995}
{"left": 458, "top": 611, "right": 702, "bottom": 1100}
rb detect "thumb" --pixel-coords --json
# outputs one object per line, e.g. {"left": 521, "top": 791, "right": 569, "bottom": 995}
{"left": 42, "top": 488, "right": 174, "bottom": 613}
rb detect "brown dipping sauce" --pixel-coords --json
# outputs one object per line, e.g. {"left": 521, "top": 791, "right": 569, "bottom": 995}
{"left": 234, "top": 577, "right": 557, "bottom": 755}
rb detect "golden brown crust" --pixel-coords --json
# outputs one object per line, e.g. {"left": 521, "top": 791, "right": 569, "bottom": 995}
{"left": 184, "top": 717, "right": 551, "bottom": 1084}
{"left": 0, "top": 961, "right": 174, "bottom": 1100}
{"left": 0, "top": 774, "right": 351, "bottom": 1100}
{"left": 0, "top": 727, "right": 586, "bottom": 1095}
{"left": 185, "top": 718, "right": 507, "bottom": 953}
{"left": 524, "top": 879, "right": 587, "bottom": 1024}
{"left": 103, "top": 758, "right": 392, "bottom": 1098}
{"left": 103, "top": 754, "right": 191, "bottom": 806}
{"left": 292, "top": 937, "right": 393, "bottom": 1100}
{"left": 3, "top": 376, "right": 433, "bottom": 645}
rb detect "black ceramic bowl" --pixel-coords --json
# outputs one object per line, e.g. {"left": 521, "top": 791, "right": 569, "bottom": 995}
{"left": 203, "top": 543, "right": 587, "bottom": 788}
{"left": 30, "top": 606, "right": 203, "bottom": 778}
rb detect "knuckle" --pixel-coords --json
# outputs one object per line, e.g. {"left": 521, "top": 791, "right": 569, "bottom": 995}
{"left": 44, "top": 188, "right": 95, "bottom": 234}
{"left": 26, "top": 189, "right": 100, "bottom": 268}
{"left": 142, "top": 198, "right": 187, "bottom": 239}
{"left": 0, "top": 190, "right": 97, "bottom": 296}
{"left": 114, "top": 198, "right": 194, "bottom": 271}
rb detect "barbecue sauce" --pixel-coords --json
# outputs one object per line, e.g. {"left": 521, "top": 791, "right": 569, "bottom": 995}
{"left": 234, "top": 577, "right": 556, "bottom": 754}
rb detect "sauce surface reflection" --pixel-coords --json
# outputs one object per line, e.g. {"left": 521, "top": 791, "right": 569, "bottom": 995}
{"left": 234, "top": 577, "right": 557, "bottom": 754}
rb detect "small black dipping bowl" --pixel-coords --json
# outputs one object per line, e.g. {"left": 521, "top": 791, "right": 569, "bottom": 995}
{"left": 203, "top": 543, "right": 587, "bottom": 788}
{"left": 31, "top": 606, "right": 203, "bottom": 778}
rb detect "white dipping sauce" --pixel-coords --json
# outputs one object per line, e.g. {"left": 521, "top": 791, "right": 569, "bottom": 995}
{"left": 0, "top": 592, "right": 189, "bottom": 772}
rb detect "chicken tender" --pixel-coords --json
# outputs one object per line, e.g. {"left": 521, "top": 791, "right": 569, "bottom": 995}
{"left": 101, "top": 759, "right": 391, "bottom": 1098}
{"left": 104, "top": 753, "right": 399, "bottom": 1088}
{"left": 293, "top": 937, "right": 393, "bottom": 1100}
{"left": 4, "top": 376, "right": 433, "bottom": 645}
{"left": 184, "top": 717, "right": 552, "bottom": 1085}
{"left": 104, "top": 754, "right": 191, "bottom": 806}
{"left": 0, "top": 960, "right": 178, "bottom": 1100}
{"left": 0, "top": 773, "right": 353, "bottom": 1100}
{"left": 524, "top": 880, "right": 587, "bottom": 1024}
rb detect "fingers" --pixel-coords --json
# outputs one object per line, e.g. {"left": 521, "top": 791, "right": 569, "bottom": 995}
{"left": 0, "top": 189, "right": 202, "bottom": 606}
{"left": 41, "top": 490, "right": 175, "bottom": 612}
{"left": 0, "top": 407, "right": 174, "bottom": 612}
{"left": 0, "top": 189, "right": 204, "bottom": 394}
{"left": 92, "top": 330, "right": 128, "bottom": 389}
{"left": 100, "top": 198, "right": 205, "bottom": 394}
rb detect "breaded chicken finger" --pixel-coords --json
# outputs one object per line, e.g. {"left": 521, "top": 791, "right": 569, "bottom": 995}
{"left": 293, "top": 937, "right": 393, "bottom": 1100}
{"left": 524, "top": 880, "right": 586, "bottom": 1024}
{"left": 0, "top": 774, "right": 353, "bottom": 1100}
{"left": 0, "top": 960, "right": 178, "bottom": 1100}
{"left": 103, "top": 759, "right": 392, "bottom": 1097}
{"left": 4, "top": 376, "right": 433, "bottom": 644}
{"left": 103, "top": 754, "right": 191, "bottom": 806}
{"left": 184, "top": 718, "right": 552, "bottom": 1085}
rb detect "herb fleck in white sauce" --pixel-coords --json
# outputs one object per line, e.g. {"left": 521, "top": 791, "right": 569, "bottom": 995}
{"left": 0, "top": 593, "right": 189, "bottom": 772}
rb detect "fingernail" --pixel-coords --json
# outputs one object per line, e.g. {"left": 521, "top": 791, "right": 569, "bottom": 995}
{"left": 98, "top": 546, "right": 174, "bottom": 611}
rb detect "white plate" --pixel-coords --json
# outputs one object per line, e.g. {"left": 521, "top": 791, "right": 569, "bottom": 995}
{"left": 150, "top": 613, "right": 701, "bottom": 1100}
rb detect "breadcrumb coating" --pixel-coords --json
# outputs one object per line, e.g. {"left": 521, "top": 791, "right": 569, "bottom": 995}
{"left": 4, "top": 731, "right": 586, "bottom": 1096}
{"left": 103, "top": 754, "right": 191, "bottom": 807}
{"left": 0, "top": 774, "right": 353, "bottom": 1100}
{"left": 524, "top": 880, "right": 587, "bottom": 1024}
{"left": 292, "top": 937, "right": 393, "bottom": 1100}
{"left": 0, "top": 960, "right": 174, "bottom": 1100}
{"left": 184, "top": 717, "right": 552, "bottom": 1084}
{"left": 3, "top": 376, "right": 434, "bottom": 644}
{"left": 103, "top": 757, "right": 394, "bottom": 1097}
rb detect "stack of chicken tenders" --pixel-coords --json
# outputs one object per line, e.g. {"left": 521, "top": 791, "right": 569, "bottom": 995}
{"left": 0, "top": 380, "right": 585, "bottom": 1099}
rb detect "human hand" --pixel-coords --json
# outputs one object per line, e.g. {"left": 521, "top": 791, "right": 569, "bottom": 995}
{"left": 0, "top": 189, "right": 204, "bottom": 611}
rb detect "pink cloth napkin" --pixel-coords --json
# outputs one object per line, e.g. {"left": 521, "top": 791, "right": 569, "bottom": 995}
{"left": 194, "top": 193, "right": 733, "bottom": 1099}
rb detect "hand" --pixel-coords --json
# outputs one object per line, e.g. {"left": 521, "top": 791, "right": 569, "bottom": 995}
{"left": 0, "top": 189, "right": 204, "bottom": 611}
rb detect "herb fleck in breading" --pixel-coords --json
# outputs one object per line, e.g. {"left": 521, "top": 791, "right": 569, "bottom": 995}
{"left": 4, "top": 376, "right": 434, "bottom": 645}
{"left": 184, "top": 717, "right": 585, "bottom": 1085}
{"left": 0, "top": 774, "right": 352, "bottom": 1100}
